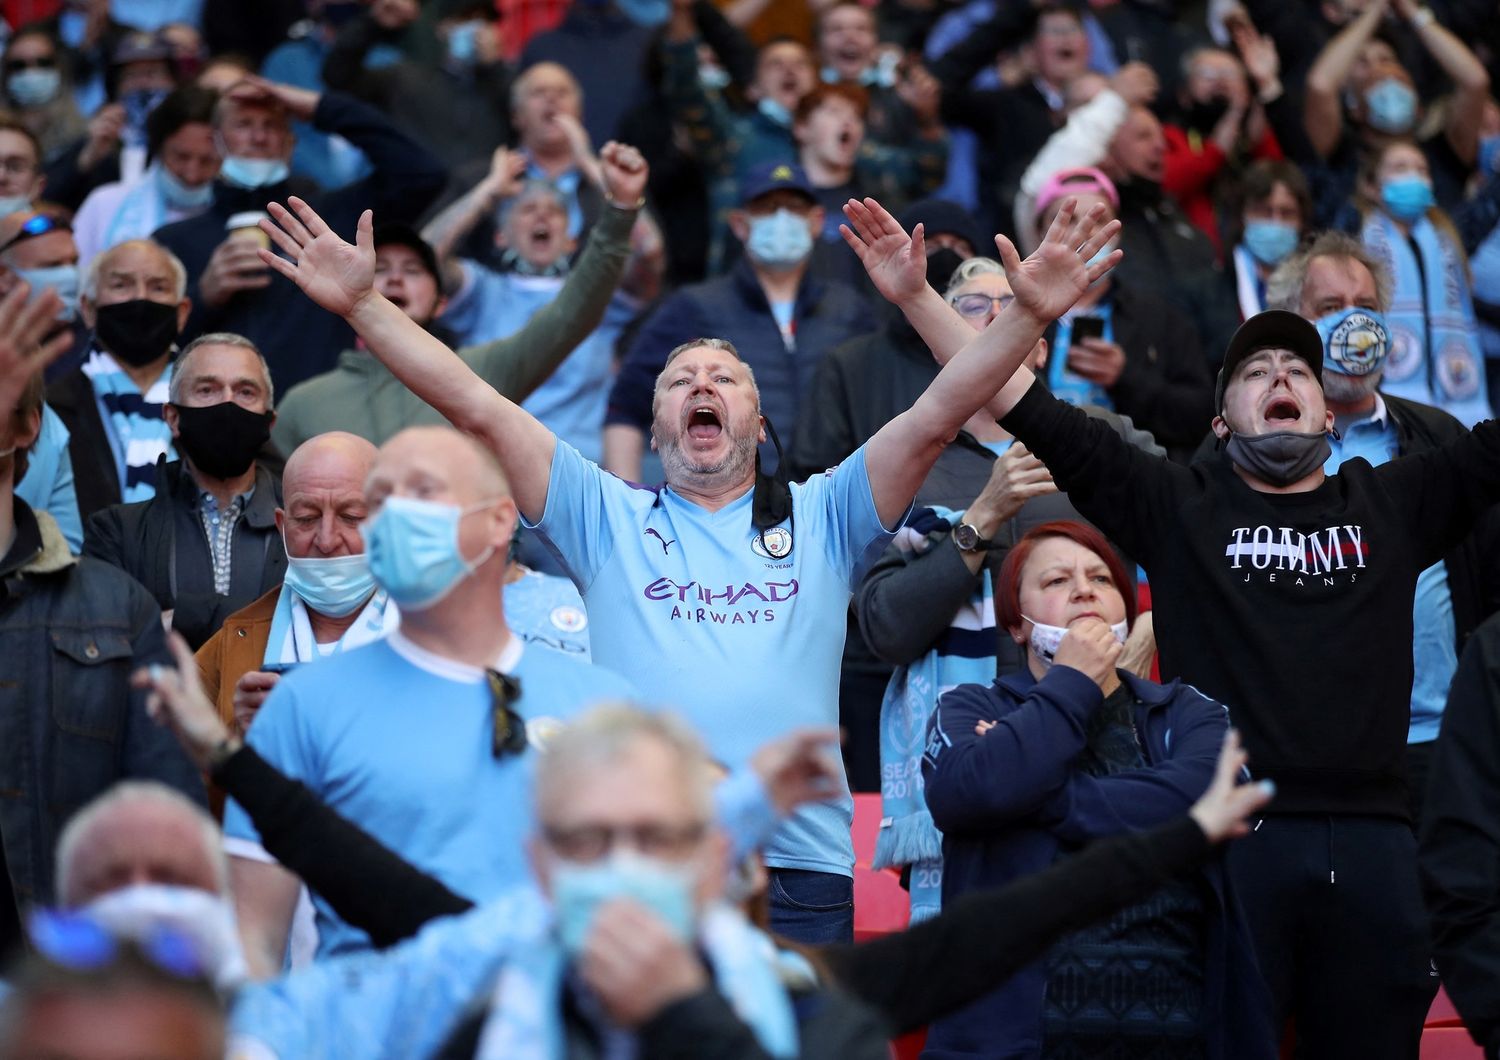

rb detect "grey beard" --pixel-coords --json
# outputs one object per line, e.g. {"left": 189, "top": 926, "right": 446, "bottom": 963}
{"left": 657, "top": 428, "right": 758, "bottom": 488}
{"left": 1322, "top": 369, "right": 1383, "bottom": 405}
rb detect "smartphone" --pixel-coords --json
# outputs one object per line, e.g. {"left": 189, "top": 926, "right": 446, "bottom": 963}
{"left": 260, "top": 662, "right": 301, "bottom": 676}
{"left": 1071, "top": 315, "right": 1105, "bottom": 343}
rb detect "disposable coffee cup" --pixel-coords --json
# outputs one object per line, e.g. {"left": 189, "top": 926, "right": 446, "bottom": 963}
{"left": 226, "top": 211, "right": 270, "bottom": 249}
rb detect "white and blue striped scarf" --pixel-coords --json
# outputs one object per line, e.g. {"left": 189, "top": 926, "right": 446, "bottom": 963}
{"left": 874, "top": 505, "right": 997, "bottom": 924}
{"left": 80, "top": 349, "right": 174, "bottom": 502}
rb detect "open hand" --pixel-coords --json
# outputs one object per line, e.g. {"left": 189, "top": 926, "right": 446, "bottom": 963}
{"left": 994, "top": 199, "right": 1120, "bottom": 325}
{"left": 841, "top": 197, "right": 927, "bottom": 306}
{"left": 131, "top": 631, "right": 235, "bottom": 772}
{"left": 599, "top": 141, "right": 650, "bottom": 207}
{"left": 1188, "top": 729, "right": 1274, "bottom": 843}
{"left": 0, "top": 282, "right": 69, "bottom": 415}
{"left": 258, "top": 198, "right": 376, "bottom": 319}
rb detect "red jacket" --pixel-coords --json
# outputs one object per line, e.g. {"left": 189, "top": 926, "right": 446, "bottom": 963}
{"left": 1162, "top": 123, "right": 1283, "bottom": 261}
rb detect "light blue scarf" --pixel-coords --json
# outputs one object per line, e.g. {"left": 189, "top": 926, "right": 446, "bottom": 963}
{"left": 1361, "top": 210, "right": 1493, "bottom": 426}
{"left": 263, "top": 585, "right": 397, "bottom": 665}
{"left": 874, "top": 505, "right": 996, "bottom": 923}
{"left": 80, "top": 349, "right": 173, "bottom": 502}
{"left": 474, "top": 903, "right": 800, "bottom": 1059}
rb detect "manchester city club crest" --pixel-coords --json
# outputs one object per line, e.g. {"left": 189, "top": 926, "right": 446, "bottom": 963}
{"left": 750, "top": 526, "right": 793, "bottom": 559}
{"left": 1324, "top": 310, "right": 1388, "bottom": 376}
{"left": 549, "top": 605, "right": 587, "bottom": 633}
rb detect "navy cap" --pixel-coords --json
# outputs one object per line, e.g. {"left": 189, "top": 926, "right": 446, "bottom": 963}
{"left": 1214, "top": 310, "right": 1325, "bottom": 414}
{"left": 739, "top": 161, "right": 816, "bottom": 206}
{"left": 112, "top": 31, "right": 172, "bottom": 66}
{"left": 372, "top": 222, "right": 440, "bottom": 283}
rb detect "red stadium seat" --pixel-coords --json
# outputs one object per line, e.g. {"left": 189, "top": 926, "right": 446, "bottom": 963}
{"left": 890, "top": 1028, "right": 927, "bottom": 1060}
{"left": 853, "top": 865, "right": 909, "bottom": 943}
{"left": 1428, "top": 986, "right": 1464, "bottom": 1028}
{"left": 1420, "top": 1028, "right": 1482, "bottom": 1059}
{"left": 852, "top": 792, "right": 884, "bottom": 868}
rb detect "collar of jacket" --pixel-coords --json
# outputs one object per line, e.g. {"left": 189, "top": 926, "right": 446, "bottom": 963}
{"left": 996, "top": 664, "right": 1178, "bottom": 709}
{"left": 210, "top": 177, "right": 296, "bottom": 217}
{"left": 158, "top": 456, "right": 282, "bottom": 530}
{"left": 2, "top": 500, "right": 76, "bottom": 584}
{"left": 730, "top": 255, "right": 823, "bottom": 316}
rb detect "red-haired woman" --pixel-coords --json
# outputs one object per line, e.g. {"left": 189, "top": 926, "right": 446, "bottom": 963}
{"left": 921, "top": 520, "right": 1273, "bottom": 1060}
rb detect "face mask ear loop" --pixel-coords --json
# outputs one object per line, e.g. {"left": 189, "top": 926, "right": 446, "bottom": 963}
{"left": 752, "top": 413, "right": 794, "bottom": 559}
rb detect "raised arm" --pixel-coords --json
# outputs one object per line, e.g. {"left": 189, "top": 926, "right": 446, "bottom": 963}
{"left": 1393, "top": 0, "right": 1490, "bottom": 163}
{"left": 851, "top": 196, "right": 1120, "bottom": 526}
{"left": 257, "top": 199, "right": 557, "bottom": 520}
{"left": 1303, "top": 0, "right": 1387, "bottom": 159}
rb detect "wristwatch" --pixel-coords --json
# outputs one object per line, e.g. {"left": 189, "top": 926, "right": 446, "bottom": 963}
{"left": 952, "top": 522, "right": 994, "bottom": 552}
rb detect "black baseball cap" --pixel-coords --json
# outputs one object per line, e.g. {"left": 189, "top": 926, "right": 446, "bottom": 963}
{"left": 1214, "top": 310, "right": 1324, "bottom": 414}
{"left": 372, "top": 222, "right": 440, "bottom": 283}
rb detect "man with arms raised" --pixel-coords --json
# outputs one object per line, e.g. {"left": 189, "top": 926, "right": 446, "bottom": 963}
{"left": 843, "top": 198, "right": 1500, "bottom": 1056}
{"left": 255, "top": 189, "right": 1121, "bottom": 944}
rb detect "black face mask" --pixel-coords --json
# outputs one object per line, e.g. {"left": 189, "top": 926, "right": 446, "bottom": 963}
{"left": 1182, "top": 95, "right": 1231, "bottom": 133}
{"left": 171, "top": 401, "right": 272, "bottom": 480}
{"left": 94, "top": 298, "right": 180, "bottom": 368}
{"left": 925, "top": 247, "right": 965, "bottom": 292}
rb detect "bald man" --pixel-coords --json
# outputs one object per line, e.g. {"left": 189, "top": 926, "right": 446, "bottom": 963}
{"left": 219, "top": 425, "right": 635, "bottom": 975}
{"left": 195, "top": 430, "right": 385, "bottom": 737}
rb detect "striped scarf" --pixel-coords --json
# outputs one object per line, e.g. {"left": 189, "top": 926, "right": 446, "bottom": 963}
{"left": 80, "top": 349, "right": 174, "bottom": 502}
{"left": 874, "top": 504, "right": 998, "bottom": 923}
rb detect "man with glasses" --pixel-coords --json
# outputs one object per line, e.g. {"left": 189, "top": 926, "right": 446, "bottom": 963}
{"left": 228, "top": 706, "right": 889, "bottom": 1058}
{"left": 221, "top": 423, "right": 636, "bottom": 976}
{"left": 1027, "top": 167, "right": 1213, "bottom": 463}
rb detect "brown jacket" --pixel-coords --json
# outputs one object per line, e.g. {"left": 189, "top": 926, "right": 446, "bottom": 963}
{"left": 195, "top": 586, "right": 278, "bottom": 738}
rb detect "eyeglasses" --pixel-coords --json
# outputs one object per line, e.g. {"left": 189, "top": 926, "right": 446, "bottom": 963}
{"left": 950, "top": 292, "right": 1015, "bottom": 318}
{"left": 0, "top": 213, "right": 69, "bottom": 253}
{"left": 0, "top": 155, "right": 37, "bottom": 177}
{"left": 28, "top": 910, "right": 210, "bottom": 981}
{"left": 542, "top": 821, "right": 709, "bottom": 863}
{"left": 486, "top": 669, "right": 527, "bottom": 759}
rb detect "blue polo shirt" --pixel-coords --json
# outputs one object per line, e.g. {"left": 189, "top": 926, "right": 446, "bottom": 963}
{"left": 1325, "top": 395, "right": 1456, "bottom": 743}
{"left": 526, "top": 439, "right": 900, "bottom": 876}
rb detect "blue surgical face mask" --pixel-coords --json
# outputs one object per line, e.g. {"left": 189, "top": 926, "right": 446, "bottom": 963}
{"left": 14, "top": 263, "right": 79, "bottom": 322}
{"left": 1365, "top": 77, "right": 1417, "bottom": 134}
{"left": 219, "top": 155, "right": 290, "bottom": 190}
{"left": 1479, "top": 134, "right": 1500, "bottom": 178}
{"left": 1242, "top": 219, "right": 1299, "bottom": 266}
{"left": 1380, "top": 173, "right": 1434, "bottom": 221}
{"left": 616, "top": 0, "right": 670, "bottom": 27}
{"left": 155, "top": 164, "right": 214, "bottom": 210}
{"left": 757, "top": 97, "right": 792, "bottom": 127}
{"left": 281, "top": 540, "right": 379, "bottom": 618}
{"left": 745, "top": 208, "right": 813, "bottom": 270}
{"left": 551, "top": 849, "right": 697, "bottom": 955}
{"left": 446, "top": 20, "right": 482, "bottom": 64}
{"left": 6, "top": 67, "right": 60, "bottom": 107}
{"left": 0, "top": 194, "right": 33, "bottom": 218}
{"left": 362, "top": 496, "right": 497, "bottom": 610}
{"left": 1314, "top": 306, "right": 1390, "bottom": 377}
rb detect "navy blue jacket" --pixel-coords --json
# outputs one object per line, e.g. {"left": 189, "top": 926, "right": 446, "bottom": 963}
{"left": 604, "top": 259, "right": 871, "bottom": 446}
{"left": 921, "top": 665, "right": 1274, "bottom": 1060}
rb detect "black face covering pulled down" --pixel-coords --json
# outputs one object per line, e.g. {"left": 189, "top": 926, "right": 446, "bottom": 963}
{"left": 94, "top": 298, "right": 181, "bottom": 368}
{"left": 171, "top": 401, "right": 272, "bottom": 481}
{"left": 1224, "top": 429, "right": 1332, "bottom": 487}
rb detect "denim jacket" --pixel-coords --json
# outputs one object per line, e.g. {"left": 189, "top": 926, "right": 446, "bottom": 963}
{"left": 0, "top": 499, "right": 206, "bottom": 914}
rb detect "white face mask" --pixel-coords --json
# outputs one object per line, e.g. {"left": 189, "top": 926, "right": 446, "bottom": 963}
{"left": 83, "top": 883, "right": 248, "bottom": 989}
{"left": 1023, "top": 614, "right": 1129, "bottom": 669}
